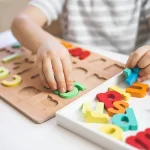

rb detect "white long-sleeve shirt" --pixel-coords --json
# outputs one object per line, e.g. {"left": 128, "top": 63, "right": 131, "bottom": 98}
{"left": 29, "top": 0, "right": 150, "bottom": 54}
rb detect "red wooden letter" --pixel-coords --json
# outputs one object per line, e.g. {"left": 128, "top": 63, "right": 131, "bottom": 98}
{"left": 126, "top": 136, "right": 143, "bottom": 149}
{"left": 126, "top": 128, "right": 150, "bottom": 150}
{"left": 69, "top": 48, "right": 83, "bottom": 56}
{"left": 96, "top": 91, "right": 122, "bottom": 110}
{"left": 79, "top": 51, "right": 90, "bottom": 60}
{"left": 69, "top": 48, "right": 90, "bottom": 60}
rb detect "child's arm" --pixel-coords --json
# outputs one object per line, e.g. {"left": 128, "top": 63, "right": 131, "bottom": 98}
{"left": 126, "top": 45, "right": 150, "bottom": 82}
{"left": 11, "top": 5, "right": 74, "bottom": 93}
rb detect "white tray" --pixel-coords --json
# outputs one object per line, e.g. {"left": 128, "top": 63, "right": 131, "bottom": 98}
{"left": 56, "top": 72, "right": 150, "bottom": 150}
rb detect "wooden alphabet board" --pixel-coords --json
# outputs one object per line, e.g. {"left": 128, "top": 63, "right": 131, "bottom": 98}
{"left": 0, "top": 39, "right": 125, "bottom": 123}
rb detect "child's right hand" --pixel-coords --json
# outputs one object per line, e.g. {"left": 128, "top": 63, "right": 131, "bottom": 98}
{"left": 37, "top": 40, "right": 74, "bottom": 93}
{"left": 126, "top": 45, "right": 150, "bottom": 82}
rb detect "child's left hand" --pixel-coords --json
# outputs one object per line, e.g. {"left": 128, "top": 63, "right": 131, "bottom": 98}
{"left": 126, "top": 45, "right": 150, "bottom": 82}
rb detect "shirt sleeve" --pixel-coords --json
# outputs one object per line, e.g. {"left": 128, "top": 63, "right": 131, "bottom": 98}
{"left": 143, "top": 0, "right": 150, "bottom": 19}
{"left": 29, "top": 0, "right": 65, "bottom": 25}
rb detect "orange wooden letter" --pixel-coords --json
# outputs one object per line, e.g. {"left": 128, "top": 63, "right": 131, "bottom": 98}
{"left": 126, "top": 82, "right": 148, "bottom": 98}
{"left": 108, "top": 101, "right": 129, "bottom": 117}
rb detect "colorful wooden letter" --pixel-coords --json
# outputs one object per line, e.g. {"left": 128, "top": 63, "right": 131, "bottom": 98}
{"left": 0, "top": 67, "right": 9, "bottom": 79}
{"left": 81, "top": 101, "right": 92, "bottom": 117}
{"left": 79, "top": 51, "right": 90, "bottom": 60}
{"left": 54, "top": 82, "right": 86, "bottom": 99}
{"left": 112, "top": 108, "right": 138, "bottom": 131}
{"left": 123, "top": 68, "right": 132, "bottom": 78}
{"left": 85, "top": 103, "right": 109, "bottom": 124}
{"left": 12, "top": 42, "right": 21, "bottom": 48}
{"left": 74, "top": 82, "right": 86, "bottom": 91}
{"left": 126, "top": 82, "right": 148, "bottom": 98}
{"left": 69, "top": 48, "right": 83, "bottom": 56}
{"left": 94, "top": 102, "right": 105, "bottom": 114}
{"left": 99, "top": 124, "right": 123, "bottom": 141}
{"left": 1, "top": 75, "right": 22, "bottom": 87}
{"left": 85, "top": 110, "right": 109, "bottom": 123}
{"left": 108, "top": 101, "right": 129, "bottom": 117}
{"left": 108, "top": 86, "right": 130, "bottom": 101}
{"left": 132, "top": 67, "right": 140, "bottom": 74}
{"left": 69, "top": 48, "right": 90, "bottom": 60}
{"left": 59, "top": 87, "right": 79, "bottom": 99}
{"left": 126, "top": 73, "right": 138, "bottom": 86}
{"left": 125, "top": 67, "right": 140, "bottom": 86}
{"left": 61, "top": 41, "right": 73, "bottom": 49}
{"left": 126, "top": 128, "right": 150, "bottom": 149}
{"left": 2, "top": 53, "right": 21, "bottom": 63}
{"left": 96, "top": 91, "right": 122, "bottom": 110}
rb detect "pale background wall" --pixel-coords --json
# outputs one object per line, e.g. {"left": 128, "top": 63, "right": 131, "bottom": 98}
{"left": 0, "top": 0, "right": 62, "bottom": 36}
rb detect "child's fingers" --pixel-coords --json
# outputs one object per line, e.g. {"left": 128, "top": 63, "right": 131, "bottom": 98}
{"left": 51, "top": 57, "right": 66, "bottom": 93}
{"left": 42, "top": 58, "right": 57, "bottom": 90}
{"left": 138, "top": 74, "right": 150, "bottom": 82}
{"left": 138, "top": 50, "right": 150, "bottom": 69}
{"left": 137, "top": 76, "right": 146, "bottom": 82}
{"left": 61, "top": 57, "right": 74, "bottom": 92}
{"left": 126, "top": 46, "right": 150, "bottom": 68}
{"left": 139, "top": 65, "right": 150, "bottom": 77}
{"left": 37, "top": 61, "right": 49, "bottom": 88}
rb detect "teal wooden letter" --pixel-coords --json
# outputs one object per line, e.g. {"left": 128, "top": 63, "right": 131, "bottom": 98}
{"left": 123, "top": 68, "right": 132, "bottom": 79}
{"left": 125, "top": 67, "right": 140, "bottom": 86}
{"left": 12, "top": 42, "right": 21, "bottom": 48}
{"left": 112, "top": 108, "right": 138, "bottom": 131}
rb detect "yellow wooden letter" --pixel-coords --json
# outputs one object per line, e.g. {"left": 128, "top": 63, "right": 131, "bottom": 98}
{"left": 99, "top": 124, "right": 123, "bottom": 141}
{"left": 84, "top": 102, "right": 109, "bottom": 123}
{"left": 2, "top": 75, "right": 22, "bottom": 87}
{"left": 2, "top": 53, "right": 21, "bottom": 63}
{"left": 85, "top": 110, "right": 109, "bottom": 123}
{"left": 81, "top": 101, "right": 92, "bottom": 117}
{"left": 109, "top": 86, "right": 130, "bottom": 101}
{"left": 0, "top": 67, "right": 9, "bottom": 79}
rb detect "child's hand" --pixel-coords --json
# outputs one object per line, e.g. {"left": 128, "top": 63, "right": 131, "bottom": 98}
{"left": 37, "top": 40, "right": 74, "bottom": 93}
{"left": 126, "top": 45, "right": 150, "bottom": 82}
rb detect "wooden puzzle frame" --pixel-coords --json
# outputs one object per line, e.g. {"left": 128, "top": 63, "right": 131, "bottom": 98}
{"left": 0, "top": 40, "right": 124, "bottom": 123}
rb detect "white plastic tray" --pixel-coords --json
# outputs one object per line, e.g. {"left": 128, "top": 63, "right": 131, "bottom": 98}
{"left": 56, "top": 72, "right": 150, "bottom": 150}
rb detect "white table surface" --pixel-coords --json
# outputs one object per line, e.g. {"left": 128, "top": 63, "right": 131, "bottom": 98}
{"left": 0, "top": 31, "right": 128, "bottom": 150}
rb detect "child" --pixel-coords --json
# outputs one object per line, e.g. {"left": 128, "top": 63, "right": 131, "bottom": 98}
{"left": 11, "top": 0, "right": 150, "bottom": 93}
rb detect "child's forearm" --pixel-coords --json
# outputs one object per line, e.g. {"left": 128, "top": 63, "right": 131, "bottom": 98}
{"left": 12, "top": 16, "right": 56, "bottom": 54}
{"left": 11, "top": 7, "right": 56, "bottom": 54}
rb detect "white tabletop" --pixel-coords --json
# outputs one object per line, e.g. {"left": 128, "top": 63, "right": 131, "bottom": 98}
{"left": 0, "top": 31, "right": 128, "bottom": 150}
